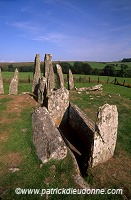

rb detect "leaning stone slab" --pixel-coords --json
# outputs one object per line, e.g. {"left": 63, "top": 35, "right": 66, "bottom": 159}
{"left": 32, "top": 107, "right": 67, "bottom": 164}
{"left": 32, "top": 54, "right": 41, "bottom": 94}
{"left": 9, "top": 68, "right": 19, "bottom": 95}
{"left": 0, "top": 68, "right": 4, "bottom": 94}
{"left": 48, "top": 87, "right": 69, "bottom": 127}
{"left": 56, "top": 64, "right": 64, "bottom": 88}
{"left": 92, "top": 103, "right": 118, "bottom": 167}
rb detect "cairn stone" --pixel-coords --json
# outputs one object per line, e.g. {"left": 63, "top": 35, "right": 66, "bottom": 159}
{"left": 9, "top": 68, "right": 19, "bottom": 95}
{"left": 92, "top": 104, "right": 118, "bottom": 167}
{"left": 44, "top": 54, "right": 55, "bottom": 96}
{"left": 0, "top": 68, "right": 4, "bottom": 94}
{"left": 32, "top": 54, "right": 41, "bottom": 94}
{"left": 68, "top": 69, "right": 74, "bottom": 90}
{"left": 38, "top": 76, "right": 46, "bottom": 104}
{"left": 56, "top": 64, "right": 64, "bottom": 88}
{"left": 32, "top": 107, "right": 67, "bottom": 163}
{"left": 76, "top": 84, "right": 103, "bottom": 92}
{"left": 48, "top": 87, "right": 69, "bottom": 127}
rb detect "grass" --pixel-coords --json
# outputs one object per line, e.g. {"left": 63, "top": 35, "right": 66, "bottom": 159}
{"left": 65, "top": 61, "right": 131, "bottom": 70}
{"left": 69, "top": 84, "right": 131, "bottom": 154}
{"left": 0, "top": 80, "right": 131, "bottom": 199}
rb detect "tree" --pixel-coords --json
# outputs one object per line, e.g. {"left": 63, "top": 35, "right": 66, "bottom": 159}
{"left": 59, "top": 62, "right": 72, "bottom": 74}
{"left": 82, "top": 63, "right": 92, "bottom": 75}
{"left": 119, "top": 64, "right": 128, "bottom": 77}
{"left": 103, "top": 64, "right": 116, "bottom": 76}
{"left": 8, "top": 64, "right": 14, "bottom": 72}
{"left": 73, "top": 62, "right": 92, "bottom": 74}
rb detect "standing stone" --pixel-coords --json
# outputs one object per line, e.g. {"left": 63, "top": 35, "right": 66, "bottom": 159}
{"left": 32, "top": 107, "right": 67, "bottom": 163}
{"left": 44, "top": 54, "right": 52, "bottom": 79}
{"left": 9, "top": 68, "right": 19, "bottom": 95}
{"left": 44, "top": 54, "right": 54, "bottom": 96}
{"left": 48, "top": 87, "right": 69, "bottom": 127}
{"left": 32, "top": 54, "right": 41, "bottom": 94}
{"left": 68, "top": 69, "right": 74, "bottom": 90}
{"left": 92, "top": 104, "right": 118, "bottom": 167}
{"left": 38, "top": 76, "right": 46, "bottom": 104}
{"left": 56, "top": 64, "right": 64, "bottom": 88}
{"left": 0, "top": 68, "right": 4, "bottom": 94}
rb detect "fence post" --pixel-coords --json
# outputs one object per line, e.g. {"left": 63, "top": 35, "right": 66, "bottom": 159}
{"left": 107, "top": 77, "right": 109, "bottom": 84}
{"left": 123, "top": 80, "right": 125, "bottom": 86}
{"left": 89, "top": 77, "right": 90, "bottom": 83}
{"left": 98, "top": 77, "right": 99, "bottom": 83}
{"left": 28, "top": 75, "right": 31, "bottom": 83}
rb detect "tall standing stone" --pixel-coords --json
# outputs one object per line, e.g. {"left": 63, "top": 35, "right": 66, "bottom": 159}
{"left": 56, "top": 64, "right": 64, "bottom": 88}
{"left": 32, "top": 54, "right": 41, "bottom": 94}
{"left": 9, "top": 68, "right": 19, "bottom": 95}
{"left": 68, "top": 69, "right": 74, "bottom": 90}
{"left": 92, "top": 104, "right": 118, "bottom": 167}
{"left": 44, "top": 54, "right": 54, "bottom": 96}
{"left": 0, "top": 68, "right": 4, "bottom": 94}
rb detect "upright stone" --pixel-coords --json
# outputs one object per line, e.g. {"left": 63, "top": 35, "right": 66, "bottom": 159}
{"left": 38, "top": 76, "right": 46, "bottom": 104}
{"left": 9, "top": 68, "right": 19, "bottom": 95}
{"left": 92, "top": 104, "right": 118, "bottom": 167}
{"left": 68, "top": 69, "right": 74, "bottom": 90}
{"left": 48, "top": 88, "right": 69, "bottom": 127}
{"left": 44, "top": 54, "right": 52, "bottom": 79}
{"left": 32, "top": 54, "right": 41, "bottom": 94}
{"left": 32, "top": 107, "right": 67, "bottom": 163}
{"left": 44, "top": 54, "right": 54, "bottom": 96}
{"left": 0, "top": 68, "right": 4, "bottom": 94}
{"left": 56, "top": 64, "right": 64, "bottom": 88}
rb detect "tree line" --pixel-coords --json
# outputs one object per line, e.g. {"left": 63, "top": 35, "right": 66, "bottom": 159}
{"left": 1, "top": 61, "right": 131, "bottom": 78}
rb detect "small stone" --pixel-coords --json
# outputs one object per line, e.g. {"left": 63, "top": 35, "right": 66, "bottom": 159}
{"left": 68, "top": 69, "right": 74, "bottom": 90}
{"left": 9, "top": 168, "right": 20, "bottom": 173}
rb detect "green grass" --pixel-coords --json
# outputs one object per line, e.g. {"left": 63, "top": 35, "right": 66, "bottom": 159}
{"left": 0, "top": 94, "right": 125, "bottom": 199}
{"left": 2, "top": 72, "right": 33, "bottom": 79}
{"left": 64, "top": 61, "right": 131, "bottom": 70}
{"left": 0, "top": 80, "right": 130, "bottom": 199}
{"left": 70, "top": 84, "right": 131, "bottom": 154}
{"left": 3, "top": 83, "right": 32, "bottom": 94}
{"left": 0, "top": 97, "right": 12, "bottom": 115}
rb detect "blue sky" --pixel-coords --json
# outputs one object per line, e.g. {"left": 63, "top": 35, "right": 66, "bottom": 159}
{"left": 0, "top": 0, "right": 131, "bottom": 62}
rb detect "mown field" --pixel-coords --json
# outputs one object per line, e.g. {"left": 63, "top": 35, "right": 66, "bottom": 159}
{"left": 0, "top": 72, "right": 131, "bottom": 199}
{"left": 67, "top": 61, "right": 131, "bottom": 70}
{"left": 1, "top": 61, "right": 131, "bottom": 70}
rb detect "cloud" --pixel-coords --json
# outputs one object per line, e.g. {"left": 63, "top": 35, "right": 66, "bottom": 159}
{"left": 10, "top": 21, "right": 37, "bottom": 31}
{"left": 32, "top": 32, "right": 68, "bottom": 43}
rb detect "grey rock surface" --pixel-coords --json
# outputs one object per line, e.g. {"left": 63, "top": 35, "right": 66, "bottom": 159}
{"left": 32, "top": 107, "right": 67, "bottom": 163}
{"left": 9, "top": 68, "right": 19, "bottom": 95}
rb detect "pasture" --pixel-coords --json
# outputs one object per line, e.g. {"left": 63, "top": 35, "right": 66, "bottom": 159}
{"left": 0, "top": 71, "right": 131, "bottom": 199}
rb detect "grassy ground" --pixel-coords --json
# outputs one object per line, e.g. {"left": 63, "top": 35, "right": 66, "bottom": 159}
{"left": 68, "top": 61, "right": 131, "bottom": 70}
{"left": 0, "top": 80, "right": 131, "bottom": 199}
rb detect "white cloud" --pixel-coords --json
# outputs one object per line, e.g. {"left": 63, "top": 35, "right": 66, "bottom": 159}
{"left": 11, "top": 21, "right": 37, "bottom": 31}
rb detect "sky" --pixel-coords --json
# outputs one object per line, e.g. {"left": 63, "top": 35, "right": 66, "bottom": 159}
{"left": 0, "top": 0, "right": 131, "bottom": 62}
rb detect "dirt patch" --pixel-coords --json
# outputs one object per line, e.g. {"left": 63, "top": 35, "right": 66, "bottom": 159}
{"left": 6, "top": 94, "right": 38, "bottom": 114}
{"left": 0, "top": 152, "right": 22, "bottom": 168}
{"left": 0, "top": 132, "right": 8, "bottom": 142}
